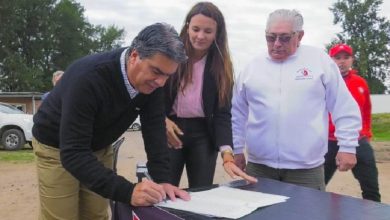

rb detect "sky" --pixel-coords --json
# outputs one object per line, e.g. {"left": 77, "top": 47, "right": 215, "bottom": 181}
{"left": 76, "top": 0, "right": 390, "bottom": 72}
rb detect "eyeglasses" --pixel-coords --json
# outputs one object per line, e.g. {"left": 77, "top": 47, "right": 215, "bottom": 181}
{"left": 265, "top": 32, "right": 296, "bottom": 43}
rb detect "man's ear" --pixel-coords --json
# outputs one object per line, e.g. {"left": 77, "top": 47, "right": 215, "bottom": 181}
{"left": 129, "top": 50, "right": 139, "bottom": 64}
{"left": 298, "top": 30, "right": 304, "bottom": 41}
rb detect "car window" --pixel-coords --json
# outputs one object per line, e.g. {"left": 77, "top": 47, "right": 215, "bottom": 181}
{"left": 0, "top": 103, "right": 25, "bottom": 114}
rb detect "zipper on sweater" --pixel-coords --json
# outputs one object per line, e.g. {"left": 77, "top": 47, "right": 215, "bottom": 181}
{"left": 276, "top": 61, "right": 283, "bottom": 167}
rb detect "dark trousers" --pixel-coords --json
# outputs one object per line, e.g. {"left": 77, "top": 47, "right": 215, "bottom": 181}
{"left": 324, "top": 138, "right": 381, "bottom": 202}
{"left": 168, "top": 116, "right": 218, "bottom": 188}
{"left": 246, "top": 163, "right": 325, "bottom": 190}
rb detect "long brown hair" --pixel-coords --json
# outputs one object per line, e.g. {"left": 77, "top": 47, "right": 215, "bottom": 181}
{"left": 172, "top": 2, "right": 233, "bottom": 107}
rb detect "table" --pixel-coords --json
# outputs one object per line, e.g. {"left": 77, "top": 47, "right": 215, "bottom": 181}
{"left": 114, "top": 177, "right": 390, "bottom": 220}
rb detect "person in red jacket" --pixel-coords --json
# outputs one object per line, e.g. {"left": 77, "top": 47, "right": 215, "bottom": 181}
{"left": 325, "top": 43, "right": 381, "bottom": 202}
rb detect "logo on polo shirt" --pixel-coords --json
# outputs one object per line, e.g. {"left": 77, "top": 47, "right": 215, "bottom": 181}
{"left": 358, "top": 86, "right": 364, "bottom": 94}
{"left": 295, "top": 68, "right": 313, "bottom": 80}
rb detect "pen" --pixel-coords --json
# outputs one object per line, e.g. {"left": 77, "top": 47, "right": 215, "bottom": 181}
{"left": 144, "top": 171, "right": 167, "bottom": 203}
{"left": 143, "top": 171, "right": 154, "bottom": 182}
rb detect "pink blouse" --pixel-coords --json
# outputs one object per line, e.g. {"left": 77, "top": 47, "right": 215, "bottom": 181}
{"left": 172, "top": 55, "right": 207, "bottom": 118}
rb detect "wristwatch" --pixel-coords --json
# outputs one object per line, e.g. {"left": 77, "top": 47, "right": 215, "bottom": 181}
{"left": 221, "top": 149, "right": 235, "bottom": 166}
{"left": 221, "top": 149, "right": 234, "bottom": 159}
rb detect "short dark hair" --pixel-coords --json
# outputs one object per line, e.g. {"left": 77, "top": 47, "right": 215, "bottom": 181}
{"left": 129, "top": 23, "right": 187, "bottom": 63}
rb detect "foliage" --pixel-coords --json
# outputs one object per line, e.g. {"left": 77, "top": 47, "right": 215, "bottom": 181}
{"left": 372, "top": 113, "right": 390, "bottom": 141}
{"left": 0, "top": 0, "right": 125, "bottom": 92}
{"left": 329, "top": 0, "right": 390, "bottom": 94}
{"left": 93, "top": 25, "right": 125, "bottom": 53}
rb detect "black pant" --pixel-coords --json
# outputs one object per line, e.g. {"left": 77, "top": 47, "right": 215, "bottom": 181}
{"left": 324, "top": 138, "right": 381, "bottom": 202}
{"left": 168, "top": 116, "right": 218, "bottom": 188}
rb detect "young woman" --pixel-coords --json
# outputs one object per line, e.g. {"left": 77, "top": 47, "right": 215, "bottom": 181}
{"left": 164, "top": 2, "right": 256, "bottom": 188}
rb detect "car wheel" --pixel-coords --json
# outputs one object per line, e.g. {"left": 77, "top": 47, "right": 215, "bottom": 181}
{"left": 1, "top": 129, "right": 25, "bottom": 151}
{"left": 131, "top": 123, "right": 141, "bottom": 131}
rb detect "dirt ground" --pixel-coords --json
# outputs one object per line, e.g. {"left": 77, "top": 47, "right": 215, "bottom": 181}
{"left": 1, "top": 131, "right": 389, "bottom": 220}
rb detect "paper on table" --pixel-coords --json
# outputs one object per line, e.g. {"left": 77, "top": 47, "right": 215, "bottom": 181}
{"left": 156, "top": 186, "right": 289, "bottom": 219}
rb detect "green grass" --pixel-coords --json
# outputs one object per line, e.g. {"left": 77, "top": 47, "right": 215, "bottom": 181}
{"left": 372, "top": 113, "right": 390, "bottom": 141}
{"left": 0, "top": 149, "right": 34, "bottom": 163}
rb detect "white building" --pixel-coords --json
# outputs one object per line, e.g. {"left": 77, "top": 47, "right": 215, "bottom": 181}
{"left": 371, "top": 94, "right": 390, "bottom": 113}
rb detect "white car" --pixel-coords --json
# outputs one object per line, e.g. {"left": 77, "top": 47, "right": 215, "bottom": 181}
{"left": 0, "top": 102, "right": 33, "bottom": 150}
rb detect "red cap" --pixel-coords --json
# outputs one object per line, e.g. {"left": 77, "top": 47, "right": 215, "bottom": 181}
{"left": 329, "top": 44, "right": 353, "bottom": 57}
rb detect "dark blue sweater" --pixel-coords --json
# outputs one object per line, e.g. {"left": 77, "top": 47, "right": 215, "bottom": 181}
{"left": 33, "top": 48, "right": 171, "bottom": 203}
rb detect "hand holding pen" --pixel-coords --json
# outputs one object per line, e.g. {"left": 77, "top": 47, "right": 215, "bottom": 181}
{"left": 130, "top": 172, "right": 167, "bottom": 206}
{"left": 143, "top": 172, "right": 168, "bottom": 203}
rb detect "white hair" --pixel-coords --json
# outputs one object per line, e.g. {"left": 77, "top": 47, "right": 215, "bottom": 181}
{"left": 266, "top": 9, "right": 304, "bottom": 32}
{"left": 52, "top": 70, "right": 64, "bottom": 85}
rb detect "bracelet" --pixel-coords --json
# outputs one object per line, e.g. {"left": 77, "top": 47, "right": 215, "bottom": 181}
{"left": 222, "top": 159, "right": 235, "bottom": 166}
{"left": 221, "top": 149, "right": 234, "bottom": 159}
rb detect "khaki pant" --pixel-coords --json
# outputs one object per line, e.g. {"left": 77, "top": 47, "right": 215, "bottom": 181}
{"left": 33, "top": 138, "right": 113, "bottom": 220}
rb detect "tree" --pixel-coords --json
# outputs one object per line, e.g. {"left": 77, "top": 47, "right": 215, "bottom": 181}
{"left": 92, "top": 25, "right": 125, "bottom": 53}
{"left": 329, "top": 0, "right": 390, "bottom": 94}
{"left": 0, "top": 0, "right": 55, "bottom": 91}
{"left": 0, "top": 0, "right": 125, "bottom": 92}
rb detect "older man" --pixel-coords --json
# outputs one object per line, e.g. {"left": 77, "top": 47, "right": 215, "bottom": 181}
{"left": 41, "top": 70, "right": 64, "bottom": 100}
{"left": 232, "top": 9, "right": 361, "bottom": 190}
{"left": 33, "top": 23, "right": 190, "bottom": 220}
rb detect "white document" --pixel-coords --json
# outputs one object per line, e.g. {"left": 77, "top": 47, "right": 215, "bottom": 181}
{"left": 156, "top": 186, "right": 289, "bottom": 219}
